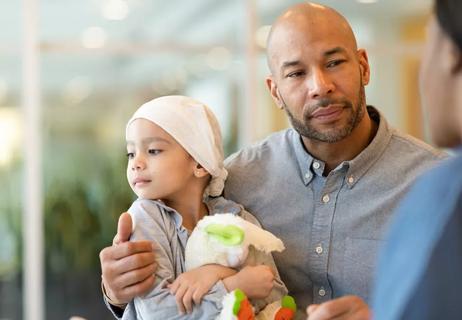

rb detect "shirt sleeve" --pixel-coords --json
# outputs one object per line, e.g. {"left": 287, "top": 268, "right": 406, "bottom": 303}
{"left": 101, "top": 280, "right": 126, "bottom": 319}
{"left": 239, "top": 209, "right": 289, "bottom": 314}
{"left": 122, "top": 199, "right": 228, "bottom": 319}
{"left": 103, "top": 295, "right": 125, "bottom": 319}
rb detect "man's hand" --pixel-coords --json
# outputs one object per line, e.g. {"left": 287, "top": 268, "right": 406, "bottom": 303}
{"left": 167, "top": 265, "right": 237, "bottom": 314}
{"left": 223, "top": 265, "right": 275, "bottom": 299}
{"left": 99, "top": 212, "right": 157, "bottom": 305}
{"left": 306, "top": 295, "right": 371, "bottom": 320}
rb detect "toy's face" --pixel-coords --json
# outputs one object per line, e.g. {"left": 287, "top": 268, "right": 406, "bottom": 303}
{"left": 126, "top": 118, "right": 197, "bottom": 202}
{"left": 205, "top": 223, "right": 249, "bottom": 267}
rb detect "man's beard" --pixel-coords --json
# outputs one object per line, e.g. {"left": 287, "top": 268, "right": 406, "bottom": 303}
{"left": 283, "top": 85, "right": 366, "bottom": 143}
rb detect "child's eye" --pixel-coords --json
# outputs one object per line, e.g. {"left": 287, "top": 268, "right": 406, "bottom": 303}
{"left": 149, "top": 149, "right": 162, "bottom": 155}
{"left": 126, "top": 152, "right": 134, "bottom": 159}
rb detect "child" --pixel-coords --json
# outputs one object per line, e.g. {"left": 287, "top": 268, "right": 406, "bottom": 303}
{"left": 120, "top": 95, "right": 287, "bottom": 319}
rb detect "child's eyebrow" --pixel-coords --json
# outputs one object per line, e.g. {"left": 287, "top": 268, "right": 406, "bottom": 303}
{"left": 126, "top": 137, "right": 171, "bottom": 145}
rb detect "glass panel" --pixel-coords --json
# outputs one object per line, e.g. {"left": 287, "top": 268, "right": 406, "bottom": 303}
{"left": 0, "top": 0, "right": 23, "bottom": 318}
{"left": 40, "top": 0, "right": 242, "bottom": 318}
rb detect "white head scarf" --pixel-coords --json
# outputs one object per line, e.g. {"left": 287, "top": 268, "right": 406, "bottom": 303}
{"left": 126, "top": 95, "right": 228, "bottom": 197}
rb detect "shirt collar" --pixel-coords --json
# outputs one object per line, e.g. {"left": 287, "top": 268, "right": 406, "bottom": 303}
{"left": 345, "top": 106, "right": 392, "bottom": 188}
{"left": 292, "top": 106, "right": 392, "bottom": 188}
{"left": 152, "top": 197, "right": 242, "bottom": 231}
{"left": 292, "top": 130, "right": 315, "bottom": 186}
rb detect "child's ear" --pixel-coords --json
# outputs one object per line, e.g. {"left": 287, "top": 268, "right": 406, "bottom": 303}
{"left": 444, "top": 36, "right": 462, "bottom": 74}
{"left": 450, "top": 44, "right": 462, "bottom": 74}
{"left": 194, "top": 163, "right": 209, "bottom": 178}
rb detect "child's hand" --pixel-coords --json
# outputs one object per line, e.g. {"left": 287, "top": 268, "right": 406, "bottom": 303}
{"left": 168, "top": 264, "right": 236, "bottom": 314}
{"left": 223, "top": 265, "right": 275, "bottom": 299}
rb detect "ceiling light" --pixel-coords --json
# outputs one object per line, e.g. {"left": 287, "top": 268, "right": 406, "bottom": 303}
{"left": 356, "top": 0, "right": 378, "bottom": 3}
{"left": 81, "top": 27, "right": 107, "bottom": 49}
{"left": 63, "top": 77, "right": 92, "bottom": 105}
{"left": 102, "top": 0, "right": 129, "bottom": 21}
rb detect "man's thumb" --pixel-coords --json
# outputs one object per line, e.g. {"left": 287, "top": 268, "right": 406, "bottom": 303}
{"left": 117, "top": 212, "right": 133, "bottom": 243}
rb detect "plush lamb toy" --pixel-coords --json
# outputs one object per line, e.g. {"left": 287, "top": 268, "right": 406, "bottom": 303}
{"left": 185, "top": 213, "right": 285, "bottom": 270}
{"left": 184, "top": 213, "right": 296, "bottom": 320}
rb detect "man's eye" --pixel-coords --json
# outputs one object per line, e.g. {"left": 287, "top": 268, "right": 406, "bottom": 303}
{"left": 326, "top": 59, "right": 345, "bottom": 68}
{"left": 126, "top": 152, "right": 134, "bottom": 159}
{"left": 287, "top": 71, "right": 305, "bottom": 78}
{"left": 149, "top": 149, "right": 161, "bottom": 155}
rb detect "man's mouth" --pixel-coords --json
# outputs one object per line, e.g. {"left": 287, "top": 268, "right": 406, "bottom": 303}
{"left": 310, "top": 104, "right": 345, "bottom": 121}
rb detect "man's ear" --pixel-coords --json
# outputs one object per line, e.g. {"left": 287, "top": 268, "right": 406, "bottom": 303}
{"left": 266, "top": 75, "right": 284, "bottom": 110}
{"left": 357, "top": 49, "right": 370, "bottom": 86}
{"left": 193, "top": 163, "right": 209, "bottom": 178}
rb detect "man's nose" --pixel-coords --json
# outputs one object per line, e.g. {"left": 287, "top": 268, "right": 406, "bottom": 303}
{"left": 307, "top": 68, "right": 335, "bottom": 99}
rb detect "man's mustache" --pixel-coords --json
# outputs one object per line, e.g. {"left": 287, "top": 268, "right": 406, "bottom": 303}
{"left": 305, "top": 98, "right": 353, "bottom": 118}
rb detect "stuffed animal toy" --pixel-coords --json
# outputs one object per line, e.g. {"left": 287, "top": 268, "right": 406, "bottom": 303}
{"left": 185, "top": 213, "right": 285, "bottom": 270}
{"left": 217, "top": 289, "right": 297, "bottom": 320}
{"left": 184, "top": 213, "right": 296, "bottom": 320}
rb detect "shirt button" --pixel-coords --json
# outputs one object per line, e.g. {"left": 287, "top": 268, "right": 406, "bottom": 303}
{"left": 322, "top": 194, "right": 330, "bottom": 203}
{"left": 313, "top": 161, "right": 320, "bottom": 169}
{"left": 315, "top": 245, "right": 323, "bottom": 254}
{"left": 305, "top": 173, "right": 311, "bottom": 180}
{"left": 318, "top": 287, "right": 326, "bottom": 296}
{"left": 348, "top": 176, "right": 354, "bottom": 184}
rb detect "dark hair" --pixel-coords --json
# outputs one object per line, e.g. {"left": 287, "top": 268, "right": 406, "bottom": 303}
{"left": 435, "top": 0, "right": 462, "bottom": 51}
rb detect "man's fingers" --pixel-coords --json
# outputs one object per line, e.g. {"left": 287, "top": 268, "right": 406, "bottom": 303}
{"left": 307, "top": 304, "right": 319, "bottom": 315}
{"left": 113, "top": 250, "right": 156, "bottom": 274}
{"left": 307, "top": 296, "right": 370, "bottom": 320}
{"left": 119, "top": 274, "right": 156, "bottom": 301}
{"left": 114, "top": 262, "right": 157, "bottom": 289}
{"left": 110, "top": 240, "right": 155, "bottom": 260}
{"left": 117, "top": 212, "right": 133, "bottom": 243}
{"left": 307, "top": 305, "right": 341, "bottom": 320}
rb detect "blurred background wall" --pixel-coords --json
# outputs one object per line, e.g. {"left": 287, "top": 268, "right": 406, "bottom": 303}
{"left": 0, "top": 0, "right": 432, "bottom": 319}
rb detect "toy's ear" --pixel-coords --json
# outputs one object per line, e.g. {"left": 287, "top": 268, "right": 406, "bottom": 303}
{"left": 205, "top": 224, "right": 244, "bottom": 246}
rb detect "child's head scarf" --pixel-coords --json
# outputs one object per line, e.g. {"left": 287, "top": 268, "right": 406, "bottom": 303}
{"left": 126, "top": 95, "right": 228, "bottom": 197}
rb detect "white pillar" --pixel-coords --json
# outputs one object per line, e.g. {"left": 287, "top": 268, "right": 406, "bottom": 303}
{"left": 22, "top": 0, "right": 44, "bottom": 319}
{"left": 240, "top": 0, "right": 258, "bottom": 147}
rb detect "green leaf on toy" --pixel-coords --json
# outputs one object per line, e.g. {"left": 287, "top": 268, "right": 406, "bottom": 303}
{"left": 282, "top": 295, "right": 296, "bottom": 311}
{"left": 232, "top": 289, "right": 246, "bottom": 315}
{"left": 205, "top": 223, "right": 244, "bottom": 246}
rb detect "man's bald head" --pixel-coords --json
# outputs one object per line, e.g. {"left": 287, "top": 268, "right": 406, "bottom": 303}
{"left": 267, "top": 2, "right": 358, "bottom": 74}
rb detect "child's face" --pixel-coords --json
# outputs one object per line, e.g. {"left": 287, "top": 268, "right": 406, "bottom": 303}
{"left": 126, "top": 118, "right": 197, "bottom": 201}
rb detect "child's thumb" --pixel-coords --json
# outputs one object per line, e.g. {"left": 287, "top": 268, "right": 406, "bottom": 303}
{"left": 116, "top": 212, "right": 133, "bottom": 244}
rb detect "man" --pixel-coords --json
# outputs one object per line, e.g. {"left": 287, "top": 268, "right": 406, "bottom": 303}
{"left": 372, "top": 0, "right": 462, "bottom": 319}
{"left": 100, "top": 3, "right": 445, "bottom": 319}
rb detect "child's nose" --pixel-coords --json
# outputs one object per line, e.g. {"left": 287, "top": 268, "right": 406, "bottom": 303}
{"left": 132, "top": 155, "right": 146, "bottom": 170}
